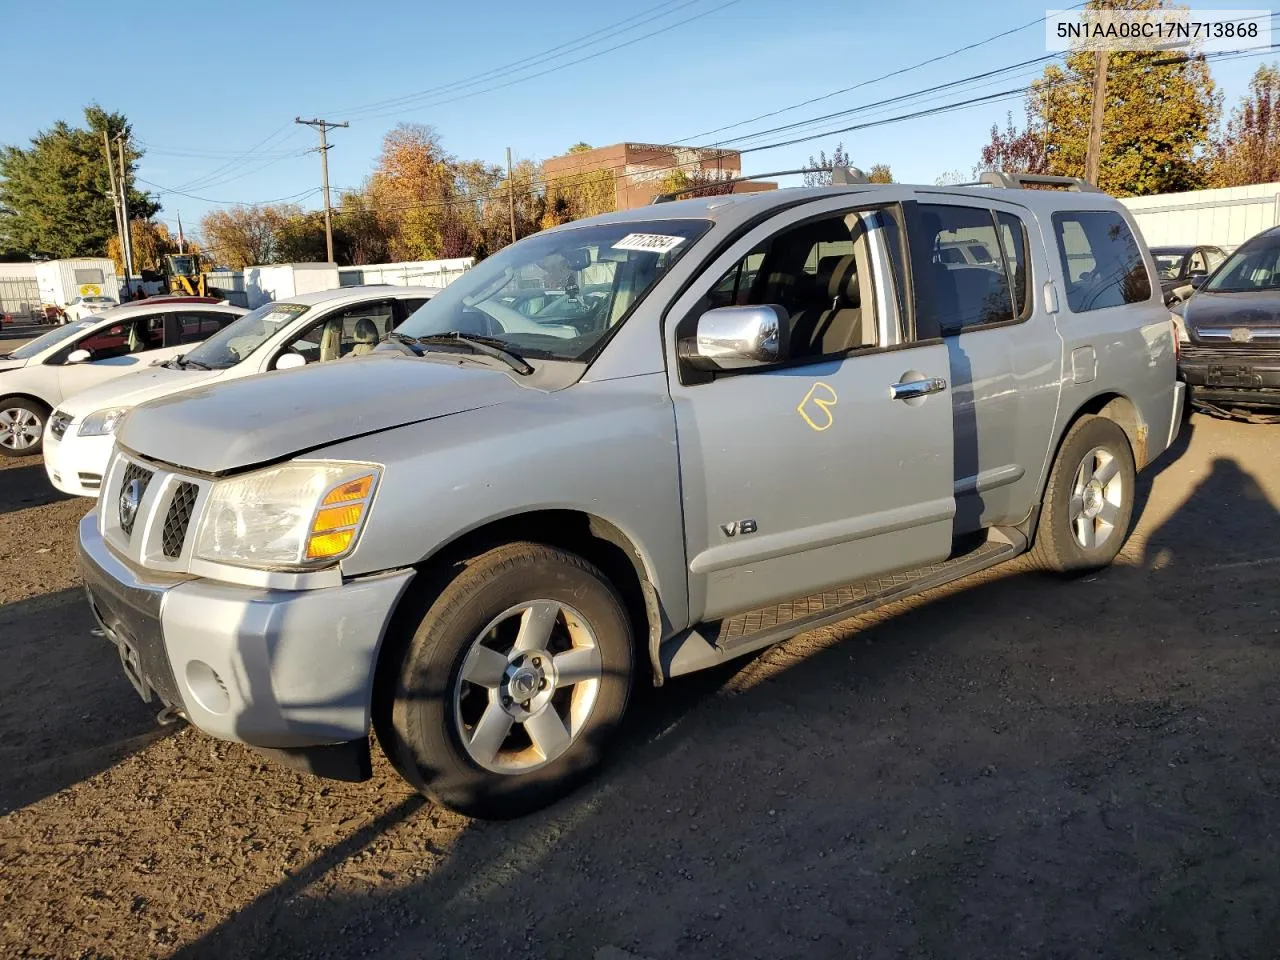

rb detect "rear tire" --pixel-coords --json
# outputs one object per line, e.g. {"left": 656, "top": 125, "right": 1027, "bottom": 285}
{"left": 378, "top": 542, "right": 634, "bottom": 819}
{"left": 0, "top": 398, "right": 48, "bottom": 457}
{"left": 1029, "top": 415, "right": 1136, "bottom": 574}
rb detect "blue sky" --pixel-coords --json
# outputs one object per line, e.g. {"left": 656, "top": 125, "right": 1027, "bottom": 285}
{"left": 1, "top": 0, "right": 1272, "bottom": 241}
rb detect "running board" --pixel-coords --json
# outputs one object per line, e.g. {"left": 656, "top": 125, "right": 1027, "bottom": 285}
{"left": 660, "top": 529, "right": 1026, "bottom": 679}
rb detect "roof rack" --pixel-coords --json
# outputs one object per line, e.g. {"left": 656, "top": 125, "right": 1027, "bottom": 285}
{"left": 651, "top": 164, "right": 880, "bottom": 203}
{"left": 978, "top": 171, "right": 1102, "bottom": 192}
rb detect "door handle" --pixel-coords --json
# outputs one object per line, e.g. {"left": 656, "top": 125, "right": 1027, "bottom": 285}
{"left": 890, "top": 377, "right": 947, "bottom": 400}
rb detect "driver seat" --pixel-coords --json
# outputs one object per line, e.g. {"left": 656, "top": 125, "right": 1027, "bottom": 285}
{"left": 347, "top": 317, "right": 380, "bottom": 357}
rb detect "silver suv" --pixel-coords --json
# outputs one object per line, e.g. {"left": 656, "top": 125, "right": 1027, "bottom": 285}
{"left": 78, "top": 173, "right": 1183, "bottom": 818}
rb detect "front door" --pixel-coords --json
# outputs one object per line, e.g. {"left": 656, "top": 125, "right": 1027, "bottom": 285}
{"left": 665, "top": 195, "right": 956, "bottom": 622}
{"left": 55, "top": 314, "right": 165, "bottom": 401}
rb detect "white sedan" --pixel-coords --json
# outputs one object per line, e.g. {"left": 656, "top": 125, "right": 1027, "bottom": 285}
{"left": 44, "top": 285, "right": 438, "bottom": 496}
{"left": 64, "top": 295, "right": 120, "bottom": 322}
{"left": 0, "top": 300, "right": 246, "bottom": 459}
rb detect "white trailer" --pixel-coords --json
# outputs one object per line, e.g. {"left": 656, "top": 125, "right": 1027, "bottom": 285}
{"left": 1121, "top": 182, "right": 1280, "bottom": 252}
{"left": 243, "top": 263, "right": 340, "bottom": 308}
{"left": 33, "top": 258, "right": 121, "bottom": 309}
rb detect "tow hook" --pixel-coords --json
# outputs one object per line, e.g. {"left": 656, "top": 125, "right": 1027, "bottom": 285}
{"left": 156, "top": 705, "right": 185, "bottom": 727}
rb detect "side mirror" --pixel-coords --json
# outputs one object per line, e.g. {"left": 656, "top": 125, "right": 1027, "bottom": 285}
{"left": 681, "top": 305, "right": 790, "bottom": 371}
{"left": 66, "top": 349, "right": 91, "bottom": 364}
{"left": 1189, "top": 273, "right": 1208, "bottom": 290}
{"left": 274, "top": 352, "right": 306, "bottom": 371}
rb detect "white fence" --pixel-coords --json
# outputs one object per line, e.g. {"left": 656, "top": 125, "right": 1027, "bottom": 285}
{"left": 206, "top": 257, "right": 474, "bottom": 309}
{"left": 1121, "top": 182, "right": 1280, "bottom": 251}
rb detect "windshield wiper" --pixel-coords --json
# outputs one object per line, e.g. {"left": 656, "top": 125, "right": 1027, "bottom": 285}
{"left": 408, "top": 332, "right": 534, "bottom": 376}
{"left": 175, "top": 354, "right": 211, "bottom": 370}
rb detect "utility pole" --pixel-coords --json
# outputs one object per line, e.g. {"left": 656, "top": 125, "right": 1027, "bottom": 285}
{"left": 506, "top": 147, "right": 518, "bottom": 244}
{"left": 176, "top": 210, "right": 186, "bottom": 255}
{"left": 296, "top": 117, "right": 348, "bottom": 263}
{"left": 1085, "top": 50, "right": 1109, "bottom": 186}
{"left": 102, "top": 131, "right": 126, "bottom": 275}
{"left": 116, "top": 133, "right": 136, "bottom": 299}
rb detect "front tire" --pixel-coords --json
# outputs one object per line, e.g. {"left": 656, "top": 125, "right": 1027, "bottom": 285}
{"left": 379, "top": 542, "right": 635, "bottom": 819}
{"left": 1030, "top": 415, "right": 1136, "bottom": 574}
{"left": 0, "top": 398, "right": 48, "bottom": 457}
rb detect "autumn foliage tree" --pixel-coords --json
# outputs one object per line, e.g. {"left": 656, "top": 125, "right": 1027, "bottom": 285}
{"left": 199, "top": 204, "right": 294, "bottom": 268}
{"left": 1207, "top": 63, "right": 1280, "bottom": 187}
{"left": 1028, "top": 0, "right": 1219, "bottom": 196}
{"left": 978, "top": 112, "right": 1050, "bottom": 176}
{"left": 108, "top": 219, "right": 187, "bottom": 273}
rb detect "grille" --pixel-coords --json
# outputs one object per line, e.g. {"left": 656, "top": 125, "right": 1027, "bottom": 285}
{"left": 118, "top": 462, "right": 154, "bottom": 537}
{"left": 49, "top": 413, "right": 71, "bottom": 440}
{"left": 161, "top": 482, "right": 199, "bottom": 558}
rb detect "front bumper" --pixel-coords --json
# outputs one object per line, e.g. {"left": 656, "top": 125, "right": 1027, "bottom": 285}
{"left": 77, "top": 511, "right": 415, "bottom": 777}
{"left": 43, "top": 427, "right": 112, "bottom": 497}
{"left": 1180, "top": 344, "right": 1280, "bottom": 409}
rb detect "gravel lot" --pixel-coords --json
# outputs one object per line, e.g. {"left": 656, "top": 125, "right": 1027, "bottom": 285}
{"left": 1, "top": 413, "right": 1278, "bottom": 960}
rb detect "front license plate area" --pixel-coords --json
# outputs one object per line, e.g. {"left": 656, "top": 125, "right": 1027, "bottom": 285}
{"left": 116, "top": 634, "right": 153, "bottom": 703}
{"left": 1207, "top": 364, "right": 1262, "bottom": 388}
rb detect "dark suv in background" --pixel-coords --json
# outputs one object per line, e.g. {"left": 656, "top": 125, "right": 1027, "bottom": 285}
{"left": 1178, "top": 226, "right": 1280, "bottom": 409}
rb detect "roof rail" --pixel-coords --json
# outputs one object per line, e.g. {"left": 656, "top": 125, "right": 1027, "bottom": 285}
{"left": 831, "top": 166, "right": 870, "bottom": 185}
{"left": 979, "top": 171, "right": 1102, "bottom": 193}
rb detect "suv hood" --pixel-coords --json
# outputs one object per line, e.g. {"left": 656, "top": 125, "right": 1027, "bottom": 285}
{"left": 1184, "top": 290, "right": 1280, "bottom": 341}
{"left": 58, "top": 363, "right": 225, "bottom": 418}
{"left": 117, "top": 354, "right": 529, "bottom": 473}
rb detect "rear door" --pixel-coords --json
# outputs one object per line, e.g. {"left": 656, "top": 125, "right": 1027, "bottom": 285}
{"left": 905, "top": 198, "right": 1062, "bottom": 531}
{"left": 665, "top": 193, "right": 955, "bottom": 622}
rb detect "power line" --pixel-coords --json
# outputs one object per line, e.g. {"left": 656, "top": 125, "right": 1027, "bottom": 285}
{"left": 674, "top": 2, "right": 1089, "bottom": 145}
{"left": 328, "top": 44, "right": 1279, "bottom": 220}
{"left": 331, "top": 0, "right": 705, "bottom": 118}
{"left": 338, "top": 0, "right": 741, "bottom": 122}
{"left": 136, "top": 178, "right": 321, "bottom": 206}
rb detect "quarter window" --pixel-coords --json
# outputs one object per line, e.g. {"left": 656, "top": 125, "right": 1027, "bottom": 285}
{"left": 1051, "top": 210, "right": 1151, "bottom": 312}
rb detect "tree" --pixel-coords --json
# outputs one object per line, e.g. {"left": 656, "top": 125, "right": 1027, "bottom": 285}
{"left": 978, "top": 111, "right": 1049, "bottom": 175}
{"left": 476, "top": 158, "right": 545, "bottom": 256}
{"left": 334, "top": 189, "right": 391, "bottom": 265}
{"left": 108, "top": 219, "right": 180, "bottom": 273}
{"left": 867, "top": 164, "right": 894, "bottom": 184}
{"left": 1027, "top": 0, "right": 1219, "bottom": 196}
{"left": 199, "top": 204, "right": 293, "bottom": 268}
{"left": 0, "top": 104, "right": 158, "bottom": 258}
{"left": 273, "top": 211, "right": 331, "bottom": 263}
{"left": 935, "top": 169, "right": 969, "bottom": 186}
{"left": 803, "top": 142, "right": 852, "bottom": 186}
{"left": 1207, "top": 63, "right": 1280, "bottom": 187}
{"left": 541, "top": 143, "right": 616, "bottom": 230}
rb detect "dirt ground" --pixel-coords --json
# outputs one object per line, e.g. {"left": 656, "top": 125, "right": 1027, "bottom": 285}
{"left": 1, "top": 413, "right": 1279, "bottom": 960}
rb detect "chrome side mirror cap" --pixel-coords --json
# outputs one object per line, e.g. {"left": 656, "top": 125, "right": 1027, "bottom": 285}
{"left": 683, "top": 305, "right": 790, "bottom": 371}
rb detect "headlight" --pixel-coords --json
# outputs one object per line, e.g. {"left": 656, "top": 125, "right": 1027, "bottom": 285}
{"left": 78, "top": 406, "right": 131, "bottom": 437}
{"left": 193, "top": 461, "right": 380, "bottom": 569}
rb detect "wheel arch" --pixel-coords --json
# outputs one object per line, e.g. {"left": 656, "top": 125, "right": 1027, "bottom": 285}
{"left": 373, "top": 509, "right": 664, "bottom": 726}
{"left": 0, "top": 392, "right": 53, "bottom": 415}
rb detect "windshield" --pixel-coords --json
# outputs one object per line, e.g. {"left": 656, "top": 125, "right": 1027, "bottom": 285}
{"left": 1153, "top": 253, "right": 1187, "bottom": 281}
{"left": 83, "top": 296, "right": 115, "bottom": 304}
{"left": 7, "top": 319, "right": 95, "bottom": 359}
{"left": 183, "top": 302, "right": 309, "bottom": 369}
{"left": 1204, "top": 237, "right": 1280, "bottom": 293}
{"left": 395, "top": 219, "right": 711, "bottom": 362}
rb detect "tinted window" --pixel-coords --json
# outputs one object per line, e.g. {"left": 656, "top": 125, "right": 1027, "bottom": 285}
{"left": 1203, "top": 235, "right": 1280, "bottom": 293}
{"left": 914, "top": 205, "right": 1015, "bottom": 333}
{"left": 1052, "top": 211, "right": 1151, "bottom": 312}
{"left": 173, "top": 311, "right": 236, "bottom": 346}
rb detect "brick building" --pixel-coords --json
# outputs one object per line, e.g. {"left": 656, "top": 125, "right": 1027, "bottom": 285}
{"left": 542, "top": 142, "right": 777, "bottom": 210}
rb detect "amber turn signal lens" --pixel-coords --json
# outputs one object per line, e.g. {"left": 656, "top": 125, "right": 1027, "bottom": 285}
{"left": 312, "top": 504, "right": 362, "bottom": 533}
{"left": 306, "top": 529, "right": 355, "bottom": 560}
{"left": 322, "top": 474, "right": 374, "bottom": 505}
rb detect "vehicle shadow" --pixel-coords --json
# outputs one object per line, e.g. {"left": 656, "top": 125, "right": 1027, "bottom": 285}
{"left": 0, "top": 461, "right": 71, "bottom": 515}
{"left": 0, "top": 587, "right": 173, "bottom": 814}
{"left": 169, "top": 422, "right": 1280, "bottom": 959}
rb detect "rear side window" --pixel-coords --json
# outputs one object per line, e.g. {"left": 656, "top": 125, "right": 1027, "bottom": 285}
{"left": 995, "top": 212, "right": 1029, "bottom": 318}
{"left": 913, "top": 204, "right": 1017, "bottom": 333}
{"left": 1052, "top": 211, "right": 1151, "bottom": 312}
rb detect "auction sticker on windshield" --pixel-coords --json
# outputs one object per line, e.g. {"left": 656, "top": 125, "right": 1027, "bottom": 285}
{"left": 612, "top": 233, "right": 687, "bottom": 254}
